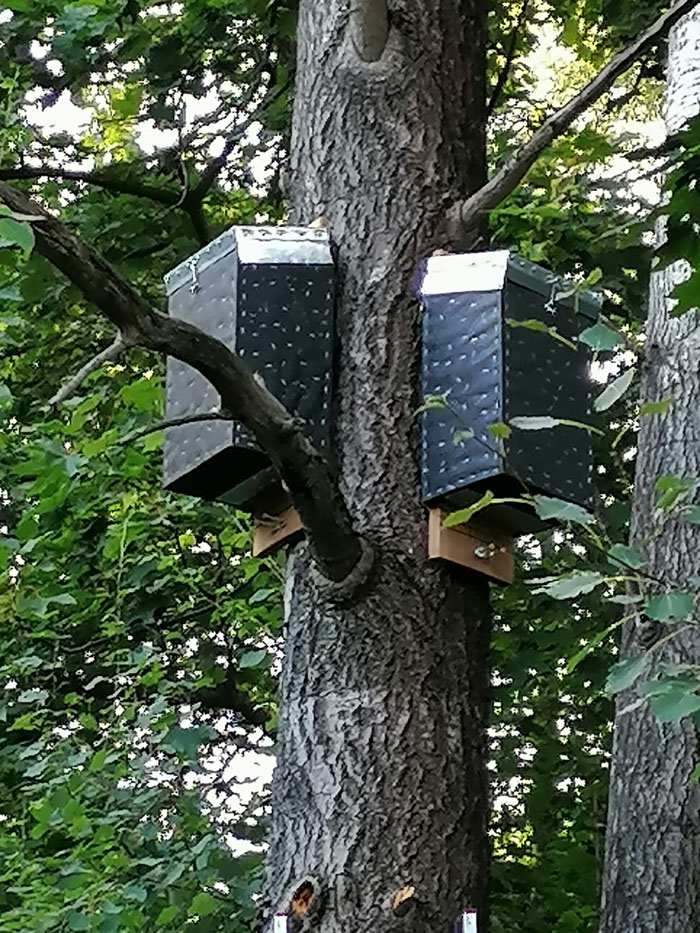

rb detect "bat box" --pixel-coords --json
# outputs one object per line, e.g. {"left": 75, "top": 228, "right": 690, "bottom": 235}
{"left": 162, "top": 226, "right": 334, "bottom": 512}
{"left": 420, "top": 250, "right": 601, "bottom": 533}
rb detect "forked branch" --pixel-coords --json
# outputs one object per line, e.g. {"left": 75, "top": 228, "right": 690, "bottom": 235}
{"left": 0, "top": 181, "right": 362, "bottom": 585}
{"left": 448, "top": 0, "right": 699, "bottom": 242}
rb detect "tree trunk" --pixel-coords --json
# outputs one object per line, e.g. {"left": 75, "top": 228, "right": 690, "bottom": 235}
{"left": 264, "top": 2, "right": 492, "bottom": 930}
{"left": 601, "top": 11, "right": 700, "bottom": 932}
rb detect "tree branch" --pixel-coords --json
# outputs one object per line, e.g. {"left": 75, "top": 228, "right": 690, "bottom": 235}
{"left": 0, "top": 166, "right": 182, "bottom": 206}
{"left": 448, "top": 0, "right": 699, "bottom": 243}
{"left": 349, "top": 0, "right": 389, "bottom": 62}
{"left": 189, "top": 77, "right": 290, "bottom": 204}
{"left": 0, "top": 181, "right": 362, "bottom": 584}
{"left": 0, "top": 164, "right": 212, "bottom": 246}
{"left": 190, "top": 121, "right": 253, "bottom": 203}
{"left": 486, "top": 0, "right": 531, "bottom": 118}
{"left": 49, "top": 335, "right": 128, "bottom": 404}
{"left": 118, "top": 410, "right": 232, "bottom": 446}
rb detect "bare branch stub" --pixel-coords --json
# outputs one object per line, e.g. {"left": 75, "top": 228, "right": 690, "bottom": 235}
{"left": 448, "top": 0, "right": 700, "bottom": 243}
{"left": 0, "top": 180, "right": 362, "bottom": 585}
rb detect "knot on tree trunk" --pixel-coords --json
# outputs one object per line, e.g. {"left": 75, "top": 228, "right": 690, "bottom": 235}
{"left": 310, "top": 537, "right": 375, "bottom": 606}
{"left": 349, "top": 0, "right": 389, "bottom": 62}
{"left": 277, "top": 876, "right": 325, "bottom": 930}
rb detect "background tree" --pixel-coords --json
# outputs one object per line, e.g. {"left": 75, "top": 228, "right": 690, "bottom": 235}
{"left": 602, "top": 9, "right": 700, "bottom": 932}
{"left": 0, "top": 1, "right": 696, "bottom": 932}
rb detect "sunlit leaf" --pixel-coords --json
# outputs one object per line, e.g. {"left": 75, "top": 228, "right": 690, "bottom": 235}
{"left": 594, "top": 367, "right": 635, "bottom": 412}
{"left": 651, "top": 691, "right": 700, "bottom": 723}
{"left": 644, "top": 591, "right": 694, "bottom": 622}
{"left": 509, "top": 416, "right": 559, "bottom": 430}
{"left": 0, "top": 216, "right": 35, "bottom": 255}
{"left": 532, "top": 495, "right": 594, "bottom": 524}
{"left": 608, "top": 544, "right": 644, "bottom": 570}
{"left": 532, "top": 571, "right": 605, "bottom": 600}
{"left": 578, "top": 321, "right": 620, "bottom": 350}
{"left": 606, "top": 656, "right": 646, "bottom": 695}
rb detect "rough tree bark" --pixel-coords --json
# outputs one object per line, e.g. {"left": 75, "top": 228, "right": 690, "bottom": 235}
{"left": 263, "top": 2, "right": 494, "bottom": 930}
{"left": 601, "top": 10, "right": 700, "bottom": 933}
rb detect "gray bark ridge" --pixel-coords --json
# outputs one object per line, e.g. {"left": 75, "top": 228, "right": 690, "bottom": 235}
{"left": 601, "top": 10, "right": 700, "bottom": 933}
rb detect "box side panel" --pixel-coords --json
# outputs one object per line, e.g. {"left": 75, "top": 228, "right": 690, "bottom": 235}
{"left": 422, "top": 290, "right": 503, "bottom": 503}
{"left": 236, "top": 262, "right": 334, "bottom": 457}
{"left": 503, "top": 281, "right": 593, "bottom": 507}
{"left": 507, "top": 255, "right": 602, "bottom": 321}
{"left": 163, "top": 251, "right": 238, "bottom": 497}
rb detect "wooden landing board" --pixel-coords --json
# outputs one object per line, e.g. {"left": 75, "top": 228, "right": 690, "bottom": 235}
{"left": 428, "top": 508, "right": 513, "bottom": 584}
{"left": 252, "top": 507, "right": 303, "bottom": 558}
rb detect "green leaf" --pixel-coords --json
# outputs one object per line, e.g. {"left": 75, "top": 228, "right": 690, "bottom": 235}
{"left": 608, "top": 594, "right": 644, "bottom": 605}
{"left": 164, "top": 725, "right": 216, "bottom": 761}
{"left": 124, "top": 883, "right": 147, "bottom": 903}
{"left": 506, "top": 316, "right": 550, "bottom": 335}
{"left": 683, "top": 506, "right": 700, "bottom": 524}
{"left": 452, "top": 429, "right": 474, "bottom": 445}
{"left": 17, "top": 689, "right": 49, "bottom": 705}
{"left": 68, "top": 911, "right": 90, "bottom": 931}
{"left": 0, "top": 217, "right": 35, "bottom": 255}
{"left": 509, "top": 416, "right": 559, "bottom": 430}
{"left": 89, "top": 748, "right": 108, "bottom": 773}
{"left": 239, "top": 649, "right": 268, "bottom": 669}
{"left": 416, "top": 393, "right": 448, "bottom": 415}
{"left": 532, "top": 571, "right": 605, "bottom": 600}
{"left": 640, "top": 396, "right": 674, "bottom": 417}
{"left": 189, "top": 892, "right": 218, "bottom": 918}
{"left": 655, "top": 476, "right": 697, "bottom": 511}
{"left": 608, "top": 544, "right": 644, "bottom": 570}
{"left": 578, "top": 321, "right": 620, "bottom": 350}
{"left": 644, "top": 591, "right": 694, "bottom": 622}
{"left": 651, "top": 691, "right": 700, "bottom": 723}
{"left": 594, "top": 367, "right": 635, "bottom": 412}
{"left": 532, "top": 495, "right": 594, "bottom": 524}
{"left": 157, "top": 906, "right": 179, "bottom": 925}
{"left": 443, "top": 491, "right": 495, "bottom": 528}
{"left": 487, "top": 421, "right": 511, "bottom": 440}
{"left": 249, "top": 587, "right": 276, "bottom": 604}
{"left": 121, "top": 377, "right": 160, "bottom": 412}
{"left": 606, "top": 656, "right": 646, "bottom": 694}
{"left": 16, "top": 513, "right": 39, "bottom": 540}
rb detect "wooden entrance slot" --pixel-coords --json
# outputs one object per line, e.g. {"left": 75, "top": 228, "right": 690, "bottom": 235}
{"left": 428, "top": 508, "right": 513, "bottom": 584}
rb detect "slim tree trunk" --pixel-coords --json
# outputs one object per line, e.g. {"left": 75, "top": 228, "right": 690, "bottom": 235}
{"left": 601, "top": 11, "right": 700, "bottom": 932}
{"left": 264, "top": 3, "right": 492, "bottom": 931}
